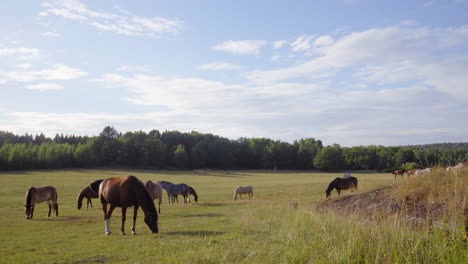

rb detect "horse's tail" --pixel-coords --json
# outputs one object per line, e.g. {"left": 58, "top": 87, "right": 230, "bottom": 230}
{"left": 54, "top": 189, "right": 59, "bottom": 216}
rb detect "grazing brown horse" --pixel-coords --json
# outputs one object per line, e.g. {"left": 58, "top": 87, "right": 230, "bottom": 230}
{"left": 99, "top": 175, "right": 159, "bottom": 235}
{"left": 24, "top": 186, "right": 58, "bottom": 219}
{"left": 77, "top": 186, "right": 99, "bottom": 210}
{"left": 392, "top": 169, "right": 407, "bottom": 179}
{"left": 145, "top": 180, "right": 163, "bottom": 214}
{"left": 325, "top": 177, "right": 358, "bottom": 198}
{"left": 188, "top": 186, "right": 198, "bottom": 202}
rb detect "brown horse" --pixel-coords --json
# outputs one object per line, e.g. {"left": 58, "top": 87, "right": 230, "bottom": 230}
{"left": 145, "top": 180, "right": 163, "bottom": 214}
{"left": 99, "top": 175, "right": 159, "bottom": 235}
{"left": 24, "top": 186, "right": 58, "bottom": 219}
{"left": 188, "top": 186, "right": 198, "bottom": 202}
{"left": 392, "top": 169, "right": 407, "bottom": 179}
{"left": 77, "top": 186, "right": 99, "bottom": 210}
{"left": 325, "top": 177, "right": 358, "bottom": 198}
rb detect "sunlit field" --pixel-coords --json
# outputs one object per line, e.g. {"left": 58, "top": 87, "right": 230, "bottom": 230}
{"left": 0, "top": 169, "right": 466, "bottom": 263}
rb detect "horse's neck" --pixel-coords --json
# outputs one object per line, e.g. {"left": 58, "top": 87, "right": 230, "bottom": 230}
{"left": 137, "top": 190, "right": 157, "bottom": 216}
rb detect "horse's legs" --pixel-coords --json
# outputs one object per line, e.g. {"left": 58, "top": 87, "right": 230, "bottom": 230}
{"left": 31, "top": 206, "right": 35, "bottom": 219}
{"left": 89, "top": 198, "right": 93, "bottom": 209}
{"left": 337, "top": 189, "right": 341, "bottom": 195}
{"left": 54, "top": 202, "right": 59, "bottom": 216}
{"left": 47, "top": 200, "right": 52, "bottom": 217}
{"left": 167, "top": 193, "right": 171, "bottom": 204}
{"left": 132, "top": 205, "right": 139, "bottom": 235}
{"left": 158, "top": 198, "right": 161, "bottom": 214}
{"left": 121, "top": 207, "right": 127, "bottom": 235}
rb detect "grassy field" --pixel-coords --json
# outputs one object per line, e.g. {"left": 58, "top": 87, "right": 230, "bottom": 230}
{"left": 0, "top": 169, "right": 466, "bottom": 264}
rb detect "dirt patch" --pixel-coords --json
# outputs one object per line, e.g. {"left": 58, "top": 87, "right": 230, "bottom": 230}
{"left": 317, "top": 186, "right": 450, "bottom": 226}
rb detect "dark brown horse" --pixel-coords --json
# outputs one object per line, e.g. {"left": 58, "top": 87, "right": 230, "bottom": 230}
{"left": 99, "top": 175, "right": 159, "bottom": 235}
{"left": 188, "top": 186, "right": 198, "bottom": 202}
{"left": 392, "top": 169, "right": 407, "bottom": 179}
{"left": 325, "top": 177, "right": 358, "bottom": 198}
{"left": 24, "top": 186, "right": 58, "bottom": 219}
{"left": 77, "top": 186, "right": 99, "bottom": 210}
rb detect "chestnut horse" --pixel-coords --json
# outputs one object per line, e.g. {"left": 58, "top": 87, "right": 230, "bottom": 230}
{"left": 77, "top": 186, "right": 99, "bottom": 210}
{"left": 145, "top": 180, "right": 163, "bottom": 214}
{"left": 24, "top": 186, "right": 58, "bottom": 219}
{"left": 392, "top": 169, "right": 407, "bottom": 179}
{"left": 325, "top": 177, "right": 358, "bottom": 198}
{"left": 99, "top": 175, "right": 159, "bottom": 235}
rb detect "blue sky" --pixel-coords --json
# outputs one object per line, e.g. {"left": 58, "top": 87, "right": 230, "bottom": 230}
{"left": 1, "top": 0, "right": 467, "bottom": 146}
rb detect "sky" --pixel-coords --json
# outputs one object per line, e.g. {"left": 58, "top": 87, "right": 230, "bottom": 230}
{"left": 0, "top": 0, "right": 467, "bottom": 147}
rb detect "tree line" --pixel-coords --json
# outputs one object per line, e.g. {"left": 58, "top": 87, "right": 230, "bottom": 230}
{"left": 0, "top": 127, "right": 466, "bottom": 171}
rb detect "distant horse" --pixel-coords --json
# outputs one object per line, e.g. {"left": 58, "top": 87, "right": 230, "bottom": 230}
{"left": 392, "top": 169, "right": 407, "bottom": 179}
{"left": 24, "top": 186, "right": 58, "bottom": 219}
{"left": 325, "top": 177, "right": 358, "bottom": 198}
{"left": 447, "top": 163, "right": 465, "bottom": 172}
{"left": 188, "top": 186, "right": 198, "bottom": 202}
{"left": 77, "top": 186, "right": 99, "bottom": 210}
{"left": 406, "top": 168, "right": 419, "bottom": 177}
{"left": 158, "top": 181, "right": 190, "bottom": 204}
{"left": 99, "top": 176, "right": 158, "bottom": 235}
{"left": 233, "top": 186, "right": 254, "bottom": 200}
{"left": 145, "top": 180, "right": 163, "bottom": 214}
{"left": 415, "top": 168, "right": 431, "bottom": 176}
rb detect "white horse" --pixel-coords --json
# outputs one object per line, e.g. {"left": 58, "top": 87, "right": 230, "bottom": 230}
{"left": 145, "top": 180, "right": 163, "bottom": 214}
{"left": 446, "top": 163, "right": 465, "bottom": 172}
{"left": 415, "top": 168, "right": 431, "bottom": 176}
{"left": 233, "top": 186, "right": 254, "bottom": 200}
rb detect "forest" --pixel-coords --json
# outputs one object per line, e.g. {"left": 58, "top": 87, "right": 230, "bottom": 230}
{"left": 0, "top": 126, "right": 466, "bottom": 171}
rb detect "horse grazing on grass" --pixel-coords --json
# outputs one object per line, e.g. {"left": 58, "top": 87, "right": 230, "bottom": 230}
{"left": 447, "top": 163, "right": 465, "bottom": 172}
{"left": 99, "top": 175, "right": 159, "bottom": 235}
{"left": 392, "top": 169, "right": 407, "bottom": 179}
{"left": 77, "top": 186, "right": 99, "bottom": 210}
{"left": 233, "top": 186, "right": 254, "bottom": 200}
{"left": 145, "top": 180, "right": 163, "bottom": 214}
{"left": 415, "top": 168, "right": 431, "bottom": 176}
{"left": 325, "top": 177, "right": 358, "bottom": 198}
{"left": 24, "top": 186, "right": 58, "bottom": 219}
{"left": 188, "top": 186, "right": 198, "bottom": 202}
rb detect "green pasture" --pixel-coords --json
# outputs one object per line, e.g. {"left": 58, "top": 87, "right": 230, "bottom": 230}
{"left": 0, "top": 170, "right": 466, "bottom": 263}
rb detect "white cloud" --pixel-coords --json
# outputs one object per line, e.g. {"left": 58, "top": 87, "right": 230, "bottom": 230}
{"left": 17, "top": 63, "right": 33, "bottom": 70}
{"left": 0, "top": 47, "right": 41, "bottom": 58}
{"left": 290, "top": 34, "right": 316, "bottom": 52}
{"left": 24, "top": 83, "right": 64, "bottom": 91}
{"left": 212, "top": 40, "right": 268, "bottom": 55}
{"left": 273, "top": 40, "right": 287, "bottom": 49}
{"left": 41, "top": 31, "right": 61, "bottom": 37}
{"left": 271, "top": 55, "right": 281, "bottom": 61}
{"left": 198, "top": 62, "right": 241, "bottom": 71}
{"left": 248, "top": 26, "right": 468, "bottom": 101}
{"left": 313, "top": 35, "right": 334, "bottom": 47}
{"left": 39, "top": 0, "right": 182, "bottom": 38}
{"left": 0, "top": 64, "right": 88, "bottom": 83}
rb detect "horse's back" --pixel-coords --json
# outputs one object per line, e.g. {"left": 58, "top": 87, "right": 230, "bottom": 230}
{"left": 236, "top": 185, "right": 253, "bottom": 193}
{"left": 100, "top": 176, "right": 147, "bottom": 207}
{"left": 29, "top": 186, "right": 57, "bottom": 202}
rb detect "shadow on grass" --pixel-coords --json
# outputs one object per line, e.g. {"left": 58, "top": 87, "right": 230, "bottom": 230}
{"left": 164, "top": 230, "right": 224, "bottom": 237}
{"left": 182, "top": 213, "right": 223, "bottom": 218}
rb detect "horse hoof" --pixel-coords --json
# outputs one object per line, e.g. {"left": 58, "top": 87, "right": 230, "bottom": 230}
{"left": 132, "top": 231, "right": 137, "bottom": 235}
{"left": 105, "top": 231, "right": 112, "bottom": 235}
{"left": 122, "top": 232, "right": 126, "bottom": 235}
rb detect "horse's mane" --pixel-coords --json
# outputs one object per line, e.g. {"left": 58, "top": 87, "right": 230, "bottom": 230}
{"left": 25, "top": 187, "right": 34, "bottom": 208}
{"left": 325, "top": 178, "right": 341, "bottom": 193}
{"left": 189, "top": 186, "right": 198, "bottom": 200}
{"left": 128, "top": 176, "right": 157, "bottom": 214}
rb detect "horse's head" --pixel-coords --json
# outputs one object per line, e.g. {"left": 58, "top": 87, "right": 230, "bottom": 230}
{"left": 24, "top": 204, "right": 33, "bottom": 219}
{"left": 144, "top": 213, "right": 159, "bottom": 234}
{"left": 325, "top": 191, "right": 331, "bottom": 198}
